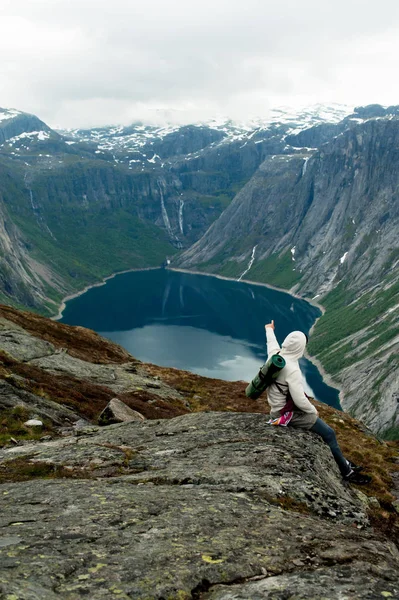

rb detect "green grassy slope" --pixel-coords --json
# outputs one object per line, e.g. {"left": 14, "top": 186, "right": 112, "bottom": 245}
{"left": 0, "top": 157, "right": 176, "bottom": 315}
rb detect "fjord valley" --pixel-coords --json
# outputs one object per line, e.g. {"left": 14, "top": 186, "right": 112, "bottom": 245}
{"left": 0, "top": 104, "right": 351, "bottom": 313}
{"left": 0, "top": 103, "right": 398, "bottom": 441}
{"left": 0, "top": 106, "right": 399, "bottom": 600}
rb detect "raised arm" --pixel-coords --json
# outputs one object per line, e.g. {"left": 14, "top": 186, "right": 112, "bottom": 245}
{"left": 265, "top": 321, "right": 281, "bottom": 359}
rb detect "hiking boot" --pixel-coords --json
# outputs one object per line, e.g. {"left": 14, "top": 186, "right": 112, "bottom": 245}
{"left": 343, "top": 470, "right": 372, "bottom": 485}
{"left": 347, "top": 460, "right": 364, "bottom": 473}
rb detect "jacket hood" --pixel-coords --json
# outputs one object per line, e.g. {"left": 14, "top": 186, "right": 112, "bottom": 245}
{"left": 281, "top": 331, "right": 307, "bottom": 360}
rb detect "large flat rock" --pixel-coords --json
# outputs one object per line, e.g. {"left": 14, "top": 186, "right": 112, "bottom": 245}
{"left": 1, "top": 413, "right": 398, "bottom": 599}
{"left": 29, "top": 352, "right": 184, "bottom": 402}
{"left": 0, "top": 329, "right": 55, "bottom": 362}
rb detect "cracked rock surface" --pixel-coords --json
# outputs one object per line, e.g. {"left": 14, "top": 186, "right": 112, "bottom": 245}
{"left": 1, "top": 412, "right": 398, "bottom": 599}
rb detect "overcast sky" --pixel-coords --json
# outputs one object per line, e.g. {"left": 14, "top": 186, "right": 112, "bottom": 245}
{"left": 1, "top": 0, "right": 399, "bottom": 128}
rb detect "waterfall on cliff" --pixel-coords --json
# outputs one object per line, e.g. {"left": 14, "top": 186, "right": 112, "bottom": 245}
{"left": 238, "top": 245, "right": 257, "bottom": 281}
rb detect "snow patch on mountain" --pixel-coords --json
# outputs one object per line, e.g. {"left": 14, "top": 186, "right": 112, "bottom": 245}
{"left": 0, "top": 108, "right": 22, "bottom": 122}
{"left": 340, "top": 252, "right": 349, "bottom": 264}
{"left": 8, "top": 131, "right": 50, "bottom": 143}
{"left": 56, "top": 104, "right": 354, "bottom": 163}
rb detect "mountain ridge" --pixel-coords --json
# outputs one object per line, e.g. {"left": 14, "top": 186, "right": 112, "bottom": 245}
{"left": 0, "top": 103, "right": 357, "bottom": 315}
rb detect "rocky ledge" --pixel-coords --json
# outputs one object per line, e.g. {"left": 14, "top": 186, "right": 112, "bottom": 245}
{"left": 0, "top": 304, "right": 398, "bottom": 599}
{"left": 0, "top": 412, "right": 398, "bottom": 600}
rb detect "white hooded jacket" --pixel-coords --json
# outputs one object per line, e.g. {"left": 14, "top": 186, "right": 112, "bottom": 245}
{"left": 265, "top": 328, "right": 318, "bottom": 415}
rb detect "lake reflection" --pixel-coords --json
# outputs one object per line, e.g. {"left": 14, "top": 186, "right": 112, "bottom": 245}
{"left": 60, "top": 268, "right": 341, "bottom": 408}
{"left": 102, "top": 325, "right": 263, "bottom": 381}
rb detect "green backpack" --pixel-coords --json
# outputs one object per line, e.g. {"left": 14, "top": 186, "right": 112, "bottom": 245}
{"left": 245, "top": 354, "right": 286, "bottom": 400}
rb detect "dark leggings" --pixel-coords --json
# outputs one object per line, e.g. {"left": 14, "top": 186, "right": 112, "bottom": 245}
{"left": 310, "top": 417, "right": 350, "bottom": 477}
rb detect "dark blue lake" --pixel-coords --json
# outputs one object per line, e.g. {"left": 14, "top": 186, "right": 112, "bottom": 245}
{"left": 59, "top": 268, "right": 341, "bottom": 409}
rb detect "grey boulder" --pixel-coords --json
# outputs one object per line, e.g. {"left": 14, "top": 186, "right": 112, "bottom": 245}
{"left": 98, "top": 397, "right": 145, "bottom": 426}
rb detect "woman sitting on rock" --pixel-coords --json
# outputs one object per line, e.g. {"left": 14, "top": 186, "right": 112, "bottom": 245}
{"left": 265, "top": 320, "right": 371, "bottom": 485}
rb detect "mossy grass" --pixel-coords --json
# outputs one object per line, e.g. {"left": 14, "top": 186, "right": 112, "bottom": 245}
{"left": 0, "top": 457, "right": 91, "bottom": 483}
{"left": 381, "top": 426, "right": 399, "bottom": 441}
{"left": 316, "top": 402, "right": 399, "bottom": 544}
{"left": 10, "top": 208, "right": 176, "bottom": 314}
{"left": 0, "top": 405, "right": 54, "bottom": 447}
{"left": 246, "top": 250, "right": 302, "bottom": 288}
{"left": 308, "top": 279, "right": 399, "bottom": 377}
{"left": 199, "top": 247, "right": 302, "bottom": 289}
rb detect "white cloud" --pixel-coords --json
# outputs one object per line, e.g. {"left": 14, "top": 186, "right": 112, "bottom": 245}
{"left": 1, "top": 0, "right": 399, "bottom": 127}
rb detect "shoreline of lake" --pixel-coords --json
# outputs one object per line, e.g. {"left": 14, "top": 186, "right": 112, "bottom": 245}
{"left": 54, "top": 264, "right": 342, "bottom": 406}
{"left": 52, "top": 266, "right": 160, "bottom": 321}
{"left": 168, "top": 267, "right": 326, "bottom": 313}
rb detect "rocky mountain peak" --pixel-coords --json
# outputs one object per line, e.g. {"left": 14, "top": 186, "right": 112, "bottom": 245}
{"left": 0, "top": 107, "right": 52, "bottom": 145}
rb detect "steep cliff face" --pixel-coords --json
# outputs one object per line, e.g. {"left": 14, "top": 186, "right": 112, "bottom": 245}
{"left": 0, "top": 112, "right": 288, "bottom": 311}
{"left": 0, "top": 105, "right": 353, "bottom": 313}
{"left": 0, "top": 179, "right": 66, "bottom": 313}
{"left": 0, "top": 154, "right": 175, "bottom": 313}
{"left": 177, "top": 114, "right": 399, "bottom": 438}
{"left": 0, "top": 117, "right": 237, "bottom": 311}
{"left": 0, "top": 304, "right": 398, "bottom": 599}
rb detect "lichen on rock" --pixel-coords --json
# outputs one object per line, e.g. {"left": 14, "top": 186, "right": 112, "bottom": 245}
{"left": 0, "top": 412, "right": 398, "bottom": 599}
{"left": 0, "top": 304, "right": 398, "bottom": 598}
